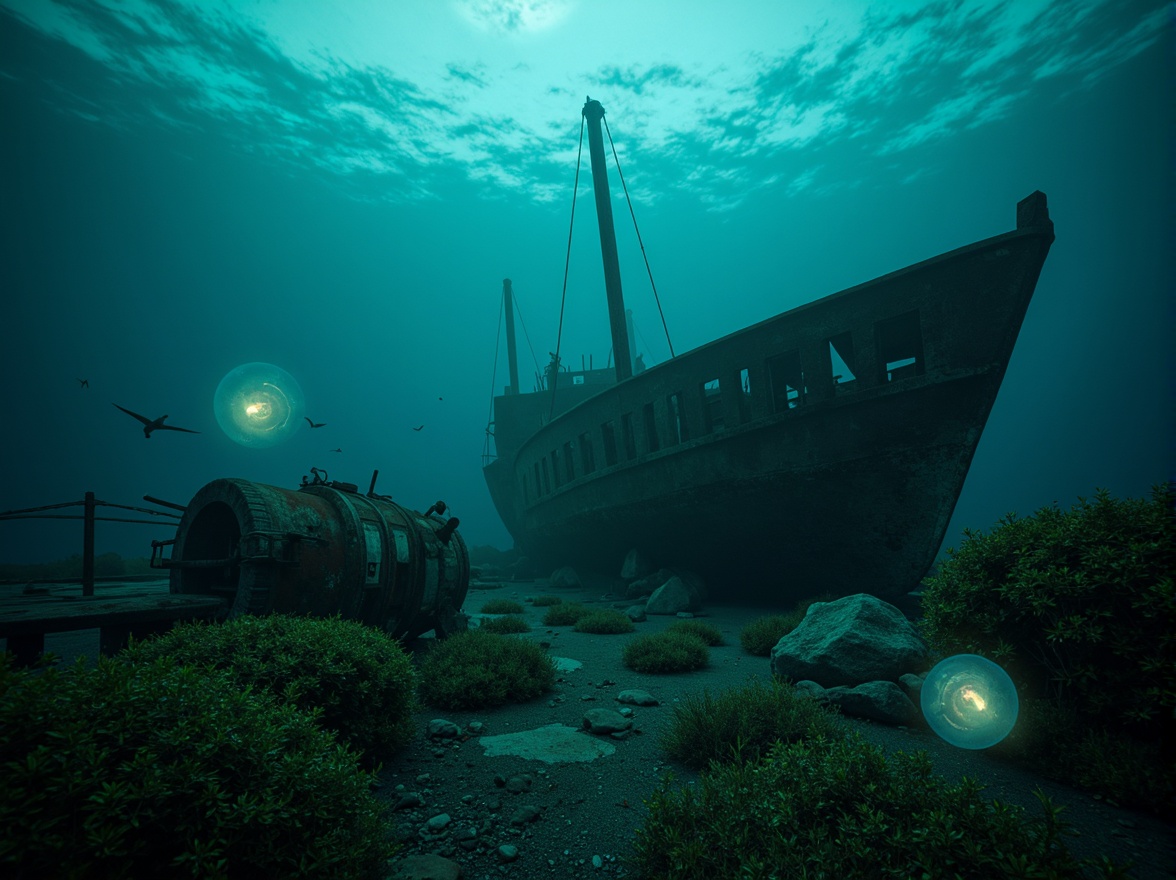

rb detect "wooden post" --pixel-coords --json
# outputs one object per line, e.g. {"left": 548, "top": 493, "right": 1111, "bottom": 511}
{"left": 82, "top": 491, "right": 95, "bottom": 597}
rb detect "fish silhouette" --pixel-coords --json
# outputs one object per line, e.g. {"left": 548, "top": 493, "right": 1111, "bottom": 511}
{"left": 77, "top": 378, "right": 89, "bottom": 389}
{"left": 305, "top": 418, "right": 326, "bottom": 428}
{"left": 112, "top": 404, "right": 200, "bottom": 438}
{"left": 412, "top": 425, "right": 424, "bottom": 432}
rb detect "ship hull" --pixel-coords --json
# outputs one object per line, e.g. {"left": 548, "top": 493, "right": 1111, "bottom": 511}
{"left": 485, "top": 193, "right": 1054, "bottom": 604}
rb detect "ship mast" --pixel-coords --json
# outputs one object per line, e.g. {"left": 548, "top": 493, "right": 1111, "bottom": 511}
{"left": 582, "top": 97, "right": 633, "bottom": 383}
{"left": 502, "top": 278, "right": 519, "bottom": 395}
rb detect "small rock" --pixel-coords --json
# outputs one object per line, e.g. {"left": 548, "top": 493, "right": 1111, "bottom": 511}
{"left": 617, "top": 689, "right": 659, "bottom": 706}
{"left": 505, "top": 774, "right": 533, "bottom": 793}
{"left": 550, "top": 566, "right": 582, "bottom": 588}
{"left": 388, "top": 853, "right": 461, "bottom": 880}
{"left": 583, "top": 708, "right": 633, "bottom": 734}
{"left": 425, "top": 813, "right": 451, "bottom": 833}
{"left": 392, "top": 793, "right": 423, "bottom": 811}
{"left": 510, "top": 805, "right": 541, "bottom": 825}
{"left": 498, "top": 844, "right": 520, "bottom": 862}
{"left": 625, "top": 605, "right": 647, "bottom": 622}
{"left": 427, "top": 719, "right": 461, "bottom": 739}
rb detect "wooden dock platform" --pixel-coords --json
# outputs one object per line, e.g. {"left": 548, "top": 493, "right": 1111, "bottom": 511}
{"left": 0, "top": 579, "right": 225, "bottom": 666}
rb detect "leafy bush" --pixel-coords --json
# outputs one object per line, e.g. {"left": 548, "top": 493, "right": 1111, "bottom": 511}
{"left": 659, "top": 677, "right": 843, "bottom": 770}
{"left": 989, "top": 697, "right": 1174, "bottom": 818}
{"left": 530, "top": 595, "right": 563, "bottom": 606}
{"left": 479, "top": 614, "right": 531, "bottom": 634}
{"left": 479, "top": 599, "right": 525, "bottom": 615}
{"left": 0, "top": 654, "right": 396, "bottom": 879}
{"left": 738, "top": 593, "right": 838, "bottom": 656}
{"left": 739, "top": 612, "right": 801, "bottom": 656}
{"left": 119, "top": 614, "right": 416, "bottom": 767}
{"left": 629, "top": 733, "right": 1127, "bottom": 879}
{"left": 667, "top": 619, "right": 724, "bottom": 646}
{"left": 574, "top": 610, "right": 635, "bottom": 634}
{"left": 416, "top": 629, "right": 557, "bottom": 710}
{"left": 622, "top": 631, "right": 709, "bottom": 674}
{"left": 919, "top": 486, "right": 1175, "bottom": 734}
{"left": 542, "top": 602, "right": 592, "bottom": 626}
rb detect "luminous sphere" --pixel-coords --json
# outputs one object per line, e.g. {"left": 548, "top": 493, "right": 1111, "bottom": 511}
{"left": 214, "top": 362, "right": 305, "bottom": 448}
{"left": 921, "top": 653, "right": 1019, "bottom": 750}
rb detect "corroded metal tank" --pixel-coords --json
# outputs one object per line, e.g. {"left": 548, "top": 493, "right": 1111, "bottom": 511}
{"left": 162, "top": 473, "right": 469, "bottom": 641}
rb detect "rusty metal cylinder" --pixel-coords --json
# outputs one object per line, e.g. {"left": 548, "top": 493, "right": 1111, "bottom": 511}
{"left": 168, "top": 477, "right": 469, "bottom": 641}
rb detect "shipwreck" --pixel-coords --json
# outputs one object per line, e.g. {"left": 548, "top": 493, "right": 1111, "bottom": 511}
{"left": 482, "top": 98, "right": 1055, "bottom": 605}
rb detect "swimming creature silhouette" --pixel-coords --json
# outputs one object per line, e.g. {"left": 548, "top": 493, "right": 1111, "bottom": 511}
{"left": 112, "top": 404, "right": 200, "bottom": 438}
{"left": 412, "top": 425, "right": 424, "bottom": 431}
{"left": 330, "top": 447, "right": 343, "bottom": 453}
{"left": 77, "top": 378, "right": 89, "bottom": 389}
{"left": 305, "top": 418, "right": 326, "bottom": 428}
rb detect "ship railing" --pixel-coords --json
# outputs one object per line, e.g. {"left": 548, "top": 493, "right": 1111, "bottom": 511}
{"left": 0, "top": 492, "right": 183, "bottom": 597}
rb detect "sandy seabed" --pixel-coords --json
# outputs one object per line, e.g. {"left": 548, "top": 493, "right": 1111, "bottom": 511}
{"left": 6, "top": 581, "right": 1175, "bottom": 880}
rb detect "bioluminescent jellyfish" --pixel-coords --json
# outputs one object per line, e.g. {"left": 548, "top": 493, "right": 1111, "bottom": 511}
{"left": 214, "top": 362, "right": 305, "bottom": 448}
{"left": 921, "top": 653, "right": 1019, "bottom": 750}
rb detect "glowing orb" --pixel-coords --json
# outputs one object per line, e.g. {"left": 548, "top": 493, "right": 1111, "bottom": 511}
{"left": 214, "top": 362, "right": 305, "bottom": 448}
{"left": 921, "top": 653, "right": 1019, "bottom": 750}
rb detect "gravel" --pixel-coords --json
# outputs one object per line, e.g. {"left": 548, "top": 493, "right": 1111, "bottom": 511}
{"left": 17, "top": 587, "right": 1175, "bottom": 879}
{"left": 383, "top": 584, "right": 1176, "bottom": 880}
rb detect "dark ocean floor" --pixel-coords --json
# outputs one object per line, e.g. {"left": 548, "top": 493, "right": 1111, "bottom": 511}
{"left": 8, "top": 582, "right": 1175, "bottom": 880}
{"left": 383, "top": 581, "right": 1175, "bottom": 880}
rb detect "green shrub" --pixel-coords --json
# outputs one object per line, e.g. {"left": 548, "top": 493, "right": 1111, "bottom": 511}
{"left": 629, "top": 733, "right": 1127, "bottom": 879}
{"left": 622, "top": 631, "right": 709, "bottom": 674}
{"left": 574, "top": 610, "right": 635, "bottom": 634}
{"left": 667, "top": 619, "right": 724, "bottom": 646}
{"left": 416, "top": 629, "right": 556, "bottom": 710}
{"left": 919, "top": 486, "right": 1175, "bottom": 734}
{"left": 119, "top": 614, "right": 416, "bottom": 767}
{"left": 659, "top": 677, "right": 843, "bottom": 770}
{"left": 542, "top": 602, "right": 591, "bottom": 626}
{"left": 990, "top": 697, "right": 1174, "bottom": 818}
{"left": 739, "top": 612, "right": 801, "bottom": 656}
{"left": 479, "top": 599, "right": 525, "bottom": 614}
{"left": 479, "top": 614, "right": 531, "bottom": 634}
{"left": 530, "top": 595, "right": 562, "bottom": 606}
{"left": 0, "top": 654, "right": 396, "bottom": 879}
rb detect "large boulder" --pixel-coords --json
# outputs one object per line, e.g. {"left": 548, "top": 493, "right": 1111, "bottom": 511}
{"left": 645, "top": 576, "right": 698, "bottom": 614}
{"left": 620, "top": 548, "right": 655, "bottom": 581}
{"left": 770, "top": 593, "right": 928, "bottom": 687}
{"left": 632, "top": 567, "right": 707, "bottom": 604}
{"left": 675, "top": 569, "right": 708, "bottom": 604}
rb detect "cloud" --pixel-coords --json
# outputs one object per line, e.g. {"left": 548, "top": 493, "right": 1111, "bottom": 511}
{"left": 1, "top": 0, "right": 1166, "bottom": 211}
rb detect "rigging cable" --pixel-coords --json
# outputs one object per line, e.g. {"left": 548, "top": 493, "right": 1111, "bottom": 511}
{"left": 603, "top": 115, "right": 675, "bottom": 359}
{"left": 549, "top": 113, "right": 587, "bottom": 421}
